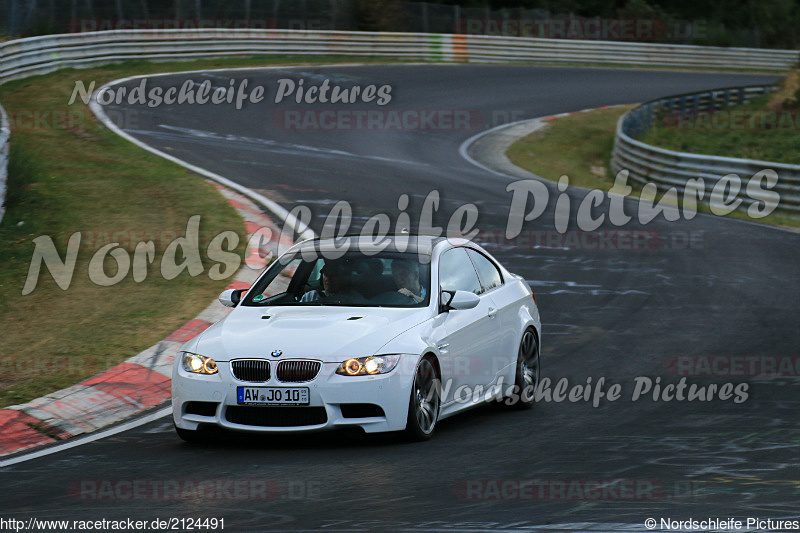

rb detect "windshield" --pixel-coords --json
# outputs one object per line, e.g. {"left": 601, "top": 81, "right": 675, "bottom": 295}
{"left": 242, "top": 250, "right": 431, "bottom": 308}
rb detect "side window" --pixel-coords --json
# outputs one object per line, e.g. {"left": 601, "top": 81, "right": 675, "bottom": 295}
{"left": 439, "top": 248, "right": 482, "bottom": 295}
{"left": 467, "top": 249, "right": 503, "bottom": 292}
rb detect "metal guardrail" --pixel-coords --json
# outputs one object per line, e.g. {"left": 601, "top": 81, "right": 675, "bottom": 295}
{"left": 0, "top": 103, "right": 9, "bottom": 224}
{"left": 461, "top": 34, "right": 799, "bottom": 70}
{"left": 1, "top": 29, "right": 798, "bottom": 84}
{"left": 611, "top": 85, "right": 800, "bottom": 213}
{"left": 0, "top": 29, "right": 798, "bottom": 223}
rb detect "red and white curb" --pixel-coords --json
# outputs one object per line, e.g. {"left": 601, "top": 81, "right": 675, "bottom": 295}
{"left": 541, "top": 103, "right": 631, "bottom": 122}
{"left": 0, "top": 183, "right": 291, "bottom": 457}
{"left": 459, "top": 103, "right": 636, "bottom": 180}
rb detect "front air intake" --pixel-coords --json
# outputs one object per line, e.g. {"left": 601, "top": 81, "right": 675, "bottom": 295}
{"left": 225, "top": 406, "right": 327, "bottom": 427}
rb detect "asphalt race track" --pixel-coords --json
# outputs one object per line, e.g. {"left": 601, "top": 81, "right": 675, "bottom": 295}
{"left": 3, "top": 65, "right": 799, "bottom": 531}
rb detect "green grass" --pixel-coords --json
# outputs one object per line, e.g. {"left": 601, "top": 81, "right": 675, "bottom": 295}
{"left": 506, "top": 106, "right": 800, "bottom": 230}
{"left": 640, "top": 69, "right": 800, "bottom": 164}
{"left": 0, "top": 54, "right": 409, "bottom": 409}
{"left": 640, "top": 97, "right": 800, "bottom": 165}
{"left": 507, "top": 106, "right": 636, "bottom": 190}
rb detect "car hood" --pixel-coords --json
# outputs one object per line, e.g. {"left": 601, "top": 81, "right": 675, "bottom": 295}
{"left": 194, "top": 305, "right": 432, "bottom": 362}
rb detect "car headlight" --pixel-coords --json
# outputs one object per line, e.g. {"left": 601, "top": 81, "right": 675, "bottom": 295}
{"left": 336, "top": 355, "right": 400, "bottom": 376}
{"left": 181, "top": 352, "right": 218, "bottom": 375}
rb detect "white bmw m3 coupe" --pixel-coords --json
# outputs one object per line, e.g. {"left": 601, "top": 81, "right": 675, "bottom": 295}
{"left": 172, "top": 235, "right": 541, "bottom": 441}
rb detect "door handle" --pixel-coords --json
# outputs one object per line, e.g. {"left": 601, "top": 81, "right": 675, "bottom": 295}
{"left": 487, "top": 307, "right": 497, "bottom": 319}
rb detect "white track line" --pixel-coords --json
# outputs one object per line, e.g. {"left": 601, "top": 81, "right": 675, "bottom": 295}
{"left": 89, "top": 70, "right": 318, "bottom": 241}
{"left": 0, "top": 407, "right": 171, "bottom": 468}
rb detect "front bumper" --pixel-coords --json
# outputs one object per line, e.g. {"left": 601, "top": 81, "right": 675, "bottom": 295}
{"left": 172, "top": 359, "right": 414, "bottom": 434}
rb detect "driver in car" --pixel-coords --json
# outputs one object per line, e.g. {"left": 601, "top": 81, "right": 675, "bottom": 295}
{"left": 301, "top": 261, "right": 360, "bottom": 303}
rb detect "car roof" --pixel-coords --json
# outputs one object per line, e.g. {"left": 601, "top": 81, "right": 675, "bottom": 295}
{"left": 288, "top": 234, "right": 457, "bottom": 256}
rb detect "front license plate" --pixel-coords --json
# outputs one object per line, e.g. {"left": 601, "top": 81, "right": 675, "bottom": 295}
{"left": 237, "top": 387, "right": 309, "bottom": 406}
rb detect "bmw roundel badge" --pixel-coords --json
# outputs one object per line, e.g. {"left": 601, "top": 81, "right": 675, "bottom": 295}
{"left": 271, "top": 350, "right": 282, "bottom": 357}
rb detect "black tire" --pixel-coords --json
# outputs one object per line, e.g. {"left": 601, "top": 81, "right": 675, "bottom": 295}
{"left": 504, "top": 328, "right": 540, "bottom": 410}
{"left": 404, "top": 357, "right": 441, "bottom": 441}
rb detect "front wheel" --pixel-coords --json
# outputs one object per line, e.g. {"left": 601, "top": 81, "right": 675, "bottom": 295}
{"left": 404, "top": 357, "right": 441, "bottom": 441}
{"left": 505, "top": 328, "right": 540, "bottom": 410}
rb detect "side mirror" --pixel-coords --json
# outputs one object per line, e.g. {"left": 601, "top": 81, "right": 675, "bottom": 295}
{"left": 219, "top": 288, "right": 246, "bottom": 308}
{"left": 440, "top": 289, "right": 480, "bottom": 311}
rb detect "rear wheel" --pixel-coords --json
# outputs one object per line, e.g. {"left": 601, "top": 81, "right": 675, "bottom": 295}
{"left": 404, "top": 357, "right": 440, "bottom": 441}
{"left": 506, "top": 328, "right": 539, "bottom": 410}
